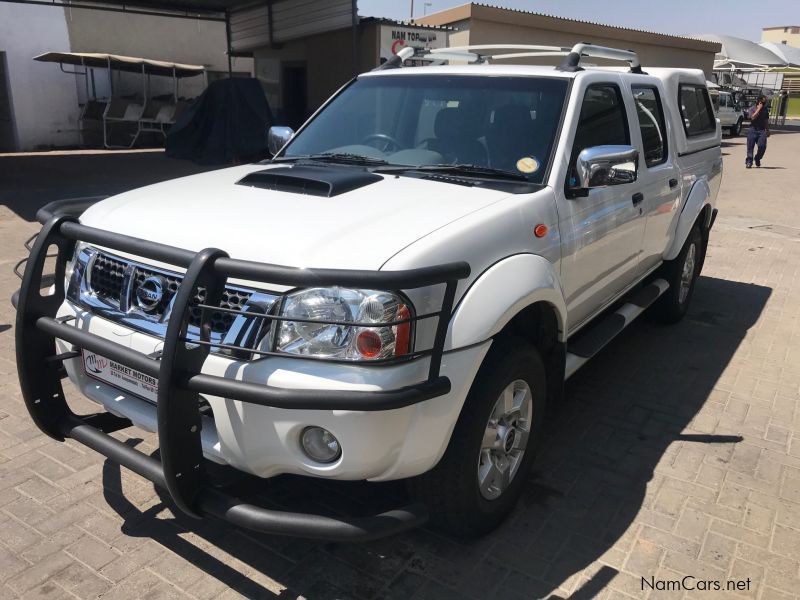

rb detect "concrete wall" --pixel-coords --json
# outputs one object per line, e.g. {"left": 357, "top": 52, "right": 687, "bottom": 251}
{"left": 418, "top": 4, "right": 719, "bottom": 78}
{"left": 253, "top": 23, "right": 379, "bottom": 123}
{"left": 0, "top": 3, "right": 80, "bottom": 150}
{"left": 64, "top": 8, "right": 252, "bottom": 101}
{"left": 468, "top": 18, "right": 716, "bottom": 76}
{"left": 762, "top": 28, "right": 800, "bottom": 47}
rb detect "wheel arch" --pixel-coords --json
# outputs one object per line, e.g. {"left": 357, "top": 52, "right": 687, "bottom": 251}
{"left": 665, "top": 178, "right": 713, "bottom": 261}
{"left": 446, "top": 253, "right": 568, "bottom": 406}
{"left": 445, "top": 253, "right": 567, "bottom": 351}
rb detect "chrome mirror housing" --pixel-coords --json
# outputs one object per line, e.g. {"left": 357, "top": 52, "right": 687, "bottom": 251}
{"left": 574, "top": 145, "right": 639, "bottom": 189}
{"left": 267, "top": 126, "right": 295, "bottom": 156}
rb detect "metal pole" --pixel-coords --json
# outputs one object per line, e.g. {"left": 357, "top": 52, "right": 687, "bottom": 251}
{"left": 410, "top": 0, "right": 414, "bottom": 19}
{"left": 351, "top": 0, "right": 358, "bottom": 76}
{"left": 225, "top": 9, "right": 233, "bottom": 77}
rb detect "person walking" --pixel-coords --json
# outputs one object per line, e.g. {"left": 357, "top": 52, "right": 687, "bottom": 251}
{"left": 746, "top": 95, "right": 770, "bottom": 168}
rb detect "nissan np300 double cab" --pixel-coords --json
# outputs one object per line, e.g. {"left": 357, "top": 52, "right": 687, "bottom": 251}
{"left": 15, "top": 43, "right": 721, "bottom": 540}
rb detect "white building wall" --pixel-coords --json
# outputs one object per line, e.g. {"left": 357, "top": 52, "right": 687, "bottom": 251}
{"left": 0, "top": 5, "right": 253, "bottom": 151}
{"left": 0, "top": 4, "right": 80, "bottom": 150}
{"left": 63, "top": 9, "right": 253, "bottom": 100}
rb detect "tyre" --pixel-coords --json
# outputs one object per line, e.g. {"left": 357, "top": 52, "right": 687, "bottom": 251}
{"left": 408, "top": 336, "right": 546, "bottom": 538}
{"left": 731, "top": 119, "right": 742, "bottom": 137}
{"left": 655, "top": 225, "right": 703, "bottom": 324}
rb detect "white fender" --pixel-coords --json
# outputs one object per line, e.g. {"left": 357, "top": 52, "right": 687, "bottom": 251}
{"left": 445, "top": 253, "right": 568, "bottom": 350}
{"left": 665, "top": 178, "right": 712, "bottom": 261}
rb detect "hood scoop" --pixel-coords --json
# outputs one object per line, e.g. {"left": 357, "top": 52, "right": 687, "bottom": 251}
{"left": 236, "top": 165, "right": 383, "bottom": 197}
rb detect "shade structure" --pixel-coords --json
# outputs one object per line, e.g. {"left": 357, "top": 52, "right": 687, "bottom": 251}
{"left": 696, "top": 34, "right": 788, "bottom": 69}
{"left": 33, "top": 52, "right": 205, "bottom": 78}
{"left": 759, "top": 42, "right": 800, "bottom": 68}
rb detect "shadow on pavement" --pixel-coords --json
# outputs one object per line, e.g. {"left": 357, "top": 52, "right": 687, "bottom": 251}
{"left": 0, "top": 151, "right": 219, "bottom": 221}
{"left": 97, "top": 275, "right": 770, "bottom": 599}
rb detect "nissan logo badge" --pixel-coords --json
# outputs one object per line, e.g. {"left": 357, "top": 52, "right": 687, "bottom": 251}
{"left": 135, "top": 276, "right": 166, "bottom": 312}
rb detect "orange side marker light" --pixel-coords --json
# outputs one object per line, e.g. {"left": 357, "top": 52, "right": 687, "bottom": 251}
{"left": 534, "top": 224, "right": 548, "bottom": 238}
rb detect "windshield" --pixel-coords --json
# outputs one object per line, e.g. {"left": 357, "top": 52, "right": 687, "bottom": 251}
{"left": 281, "top": 74, "right": 568, "bottom": 183}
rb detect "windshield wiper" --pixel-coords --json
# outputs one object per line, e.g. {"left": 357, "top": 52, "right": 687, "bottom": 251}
{"left": 378, "top": 163, "right": 530, "bottom": 181}
{"left": 275, "top": 152, "right": 388, "bottom": 166}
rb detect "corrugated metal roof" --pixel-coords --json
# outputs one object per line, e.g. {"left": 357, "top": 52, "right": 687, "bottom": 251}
{"left": 360, "top": 17, "right": 453, "bottom": 31}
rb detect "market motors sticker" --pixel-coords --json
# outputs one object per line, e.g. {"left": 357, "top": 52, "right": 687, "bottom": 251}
{"left": 83, "top": 351, "right": 158, "bottom": 403}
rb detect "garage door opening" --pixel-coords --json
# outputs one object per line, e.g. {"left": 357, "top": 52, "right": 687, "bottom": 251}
{"left": 282, "top": 63, "right": 307, "bottom": 129}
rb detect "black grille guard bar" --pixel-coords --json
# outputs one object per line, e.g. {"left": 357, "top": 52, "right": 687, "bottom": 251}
{"left": 15, "top": 200, "right": 470, "bottom": 541}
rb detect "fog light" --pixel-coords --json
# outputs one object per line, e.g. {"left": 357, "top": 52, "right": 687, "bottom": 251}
{"left": 300, "top": 427, "right": 341, "bottom": 463}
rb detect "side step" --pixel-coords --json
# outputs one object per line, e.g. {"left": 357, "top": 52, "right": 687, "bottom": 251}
{"left": 565, "top": 279, "right": 669, "bottom": 379}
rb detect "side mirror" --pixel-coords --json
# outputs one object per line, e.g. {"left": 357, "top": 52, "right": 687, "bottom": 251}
{"left": 267, "top": 126, "right": 295, "bottom": 156}
{"left": 574, "top": 145, "right": 639, "bottom": 190}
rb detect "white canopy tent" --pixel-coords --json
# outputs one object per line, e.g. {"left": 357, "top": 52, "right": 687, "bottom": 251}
{"left": 33, "top": 52, "right": 206, "bottom": 78}
{"left": 34, "top": 51, "right": 207, "bottom": 148}
{"left": 759, "top": 42, "right": 800, "bottom": 68}
{"left": 695, "top": 34, "right": 798, "bottom": 124}
{"left": 696, "top": 34, "right": 788, "bottom": 70}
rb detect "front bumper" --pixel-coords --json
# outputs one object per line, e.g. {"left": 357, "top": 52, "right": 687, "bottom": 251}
{"left": 57, "top": 303, "right": 489, "bottom": 481}
{"left": 15, "top": 204, "right": 471, "bottom": 541}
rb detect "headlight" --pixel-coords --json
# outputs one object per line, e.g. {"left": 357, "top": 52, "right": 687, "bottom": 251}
{"left": 274, "top": 287, "right": 413, "bottom": 361}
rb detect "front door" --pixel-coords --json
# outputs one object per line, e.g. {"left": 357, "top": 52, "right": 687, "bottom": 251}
{"left": 556, "top": 79, "right": 647, "bottom": 332}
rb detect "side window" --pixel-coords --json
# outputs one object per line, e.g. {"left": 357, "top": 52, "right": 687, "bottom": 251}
{"left": 679, "top": 85, "right": 716, "bottom": 136}
{"left": 632, "top": 86, "right": 667, "bottom": 168}
{"left": 711, "top": 93, "right": 721, "bottom": 112}
{"left": 570, "top": 84, "right": 629, "bottom": 181}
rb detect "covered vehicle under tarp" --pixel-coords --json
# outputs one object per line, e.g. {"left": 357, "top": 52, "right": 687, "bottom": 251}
{"left": 166, "top": 78, "right": 274, "bottom": 164}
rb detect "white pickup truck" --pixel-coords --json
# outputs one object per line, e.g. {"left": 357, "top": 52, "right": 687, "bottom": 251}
{"left": 15, "top": 43, "right": 721, "bottom": 541}
{"left": 714, "top": 90, "right": 744, "bottom": 136}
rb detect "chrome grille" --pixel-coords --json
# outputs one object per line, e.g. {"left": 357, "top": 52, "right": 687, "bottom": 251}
{"left": 72, "top": 247, "right": 279, "bottom": 353}
{"left": 87, "top": 255, "right": 257, "bottom": 335}
{"left": 89, "top": 254, "right": 127, "bottom": 302}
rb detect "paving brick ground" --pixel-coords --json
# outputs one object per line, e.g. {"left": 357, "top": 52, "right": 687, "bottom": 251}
{"left": 0, "top": 135, "right": 799, "bottom": 599}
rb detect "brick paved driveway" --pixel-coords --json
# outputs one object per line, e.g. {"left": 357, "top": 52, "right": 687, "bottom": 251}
{"left": 0, "top": 138, "right": 799, "bottom": 599}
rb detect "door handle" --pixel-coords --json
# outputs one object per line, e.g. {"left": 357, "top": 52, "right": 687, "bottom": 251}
{"left": 669, "top": 178, "right": 679, "bottom": 189}
{"left": 632, "top": 192, "right": 644, "bottom": 206}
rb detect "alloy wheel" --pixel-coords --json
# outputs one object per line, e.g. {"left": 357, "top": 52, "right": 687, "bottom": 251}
{"left": 477, "top": 379, "right": 533, "bottom": 500}
{"left": 679, "top": 242, "right": 696, "bottom": 304}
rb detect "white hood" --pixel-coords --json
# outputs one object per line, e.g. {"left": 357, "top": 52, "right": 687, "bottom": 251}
{"left": 79, "top": 164, "right": 511, "bottom": 271}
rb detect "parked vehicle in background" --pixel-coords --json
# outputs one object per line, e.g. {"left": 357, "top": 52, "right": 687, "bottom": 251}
{"left": 715, "top": 91, "right": 744, "bottom": 136}
{"left": 14, "top": 43, "right": 722, "bottom": 541}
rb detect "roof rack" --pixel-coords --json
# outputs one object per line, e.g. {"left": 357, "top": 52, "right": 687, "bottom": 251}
{"left": 558, "top": 43, "right": 643, "bottom": 74}
{"left": 374, "top": 42, "right": 644, "bottom": 74}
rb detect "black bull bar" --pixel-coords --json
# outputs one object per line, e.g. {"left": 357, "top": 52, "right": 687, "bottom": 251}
{"left": 15, "top": 199, "right": 470, "bottom": 541}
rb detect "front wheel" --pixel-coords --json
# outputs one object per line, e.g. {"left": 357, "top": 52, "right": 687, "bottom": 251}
{"left": 408, "top": 337, "right": 546, "bottom": 538}
{"left": 730, "top": 119, "right": 742, "bottom": 137}
{"left": 654, "top": 225, "right": 703, "bottom": 323}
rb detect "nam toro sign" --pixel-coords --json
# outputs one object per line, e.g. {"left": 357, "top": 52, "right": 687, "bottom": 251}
{"left": 379, "top": 25, "right": 448, "bottom": 65}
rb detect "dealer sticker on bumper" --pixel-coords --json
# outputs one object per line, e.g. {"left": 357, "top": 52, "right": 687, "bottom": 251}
{"left": 83, "top": 351, "right": 158, "bottom": 403}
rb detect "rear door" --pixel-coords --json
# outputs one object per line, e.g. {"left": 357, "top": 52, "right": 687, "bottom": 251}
{"left": 716, "top": 92, "right": 735, "bottom": 127}
{"left": 627, "top": 83, "right": 681, "bottom": 274}
{"left": 555, "top": 75, "right": 648, "bottom": 331}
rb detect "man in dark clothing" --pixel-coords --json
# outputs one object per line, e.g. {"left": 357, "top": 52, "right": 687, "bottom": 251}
{"left": 746, "top": 95, "right": 770, "bottom": 168}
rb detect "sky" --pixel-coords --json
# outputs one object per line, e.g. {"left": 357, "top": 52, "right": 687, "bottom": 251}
{"left": 357, "top": 0, "right": 799, "bottom": 42}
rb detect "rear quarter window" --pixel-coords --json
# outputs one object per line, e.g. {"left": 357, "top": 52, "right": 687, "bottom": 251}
{"left": 679, "top": 84, "right": 716, "bottom": 137}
